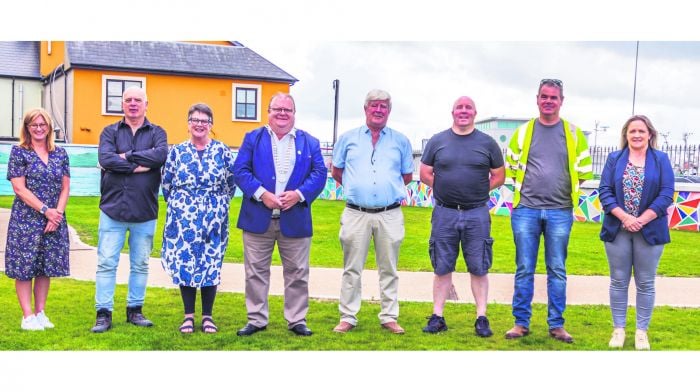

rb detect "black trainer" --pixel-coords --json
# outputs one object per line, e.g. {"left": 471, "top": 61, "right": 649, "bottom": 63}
{"left": 422, "top": 314, "right": 448, "bottom": 333}
{"left": 91, "top": 308, "right": 112, "bottom": 333}
{"left": 126, "top": 306, "right": 154, "bottom": 327}
{"left": 474, "top": 316, "right": 493, "bottom": 337}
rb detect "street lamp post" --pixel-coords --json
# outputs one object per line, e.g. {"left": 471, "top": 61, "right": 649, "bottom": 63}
{"left": 593, "top": 120, "right": 609, "bottom": 152}
{"left": 660, "top": 131, "right": 670, "bottom": 150}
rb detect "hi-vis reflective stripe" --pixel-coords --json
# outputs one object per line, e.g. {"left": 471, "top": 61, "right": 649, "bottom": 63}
{"left": 506, "top": 148, "right": 520, "bottom": 162}
{"left": 516, "top": 123, "right": 528, "bottom": 146}
{"left": 576, "top": 163, "right": 593, "bottom": 173}
{"left": 575, "top": 149, "right": 592, "bottom": 173}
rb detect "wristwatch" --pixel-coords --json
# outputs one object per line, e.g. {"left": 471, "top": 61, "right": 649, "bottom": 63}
{"left": 40, "top": 205, "right": 48, "bottom": 215}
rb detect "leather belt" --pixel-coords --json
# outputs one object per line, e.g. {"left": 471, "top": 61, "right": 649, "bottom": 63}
{"left": 346, "top": 202, "right": 401, "bottom": 213}
{"left": 271, "top": 215, "right": 280, "bottom": 219}
{"left": 437, "top": 201, "right": 484, "bottom": 211}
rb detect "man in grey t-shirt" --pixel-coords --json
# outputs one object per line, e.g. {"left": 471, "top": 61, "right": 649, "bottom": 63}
{"left": 420, "top": 96, "right": 505, "bottom": 337}
{"left": 504, "top": 79, "right": 593, "bottom": 343}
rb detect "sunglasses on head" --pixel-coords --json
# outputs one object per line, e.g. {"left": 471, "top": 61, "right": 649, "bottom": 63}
{"left": 540, "top": 78, "right": 563, "bottom": 87}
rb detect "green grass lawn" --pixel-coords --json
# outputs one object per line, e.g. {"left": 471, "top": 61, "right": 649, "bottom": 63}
{"left": 1, "top": 196, "right": 698, "bottom": 277}
{"left": 1, "top": 274, "right": 698, "bottom": 351}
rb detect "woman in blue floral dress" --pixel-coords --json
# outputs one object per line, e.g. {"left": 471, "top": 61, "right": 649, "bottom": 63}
{"left": 161, "top": 103, "right": 236, "bottom": 333}
{"left": 5, "top": 108, "right": 70, "bottom": 331}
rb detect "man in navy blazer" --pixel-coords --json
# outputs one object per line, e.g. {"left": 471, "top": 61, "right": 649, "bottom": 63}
{"left": 233, "top": 93, "right": 327, "bottom": 337}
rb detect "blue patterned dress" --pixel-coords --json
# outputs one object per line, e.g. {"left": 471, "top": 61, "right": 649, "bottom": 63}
{"left": 160, "top": 140, "right": 236, "bottom": 287}
{"left": 5, "top": 145, "right": 70, "bottom": 280}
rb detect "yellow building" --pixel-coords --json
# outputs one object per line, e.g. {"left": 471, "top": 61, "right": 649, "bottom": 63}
{"left": 40, "top": 41, "right": 297, "bottom": 147}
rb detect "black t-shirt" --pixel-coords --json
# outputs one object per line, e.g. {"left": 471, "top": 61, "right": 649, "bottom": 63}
{"left": 421, "top": 128, "right": 504, "bottom": 206}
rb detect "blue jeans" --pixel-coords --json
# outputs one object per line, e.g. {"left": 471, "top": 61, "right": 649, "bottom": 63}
{"left": 510, "top": 206, "right": 573, "bottom": 329}
{"left": 95, "top": 211, "right": 156, "bottom": 311}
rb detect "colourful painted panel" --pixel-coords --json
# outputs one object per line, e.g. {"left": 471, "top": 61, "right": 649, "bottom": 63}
{"left": 319, "top": 180, "right": 700, "bottom": 232}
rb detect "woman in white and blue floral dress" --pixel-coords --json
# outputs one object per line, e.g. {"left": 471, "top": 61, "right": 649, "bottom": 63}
{"left": 161, "top": 103, "right": 236, "bottom": 334}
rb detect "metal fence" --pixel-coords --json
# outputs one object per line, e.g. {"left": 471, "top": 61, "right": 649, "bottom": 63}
{"left": 589, "top": 144, "right": 699, "bottom": 176}
{"left": 323, "top": 141, "right": 700, "bottom": 178}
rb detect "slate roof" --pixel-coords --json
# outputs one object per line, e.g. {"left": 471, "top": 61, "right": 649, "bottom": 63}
{"left": 66, "top": 41, "right": 297, "bottom": 83}
{"left": 0, "top": 41, "right": 41, "bottom": 79}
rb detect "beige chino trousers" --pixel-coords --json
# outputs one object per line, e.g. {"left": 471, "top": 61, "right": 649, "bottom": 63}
{"left": 242, "top": 219, "right": 311, "bottom": 328}
{"left": 338, "top": 207, "right": 404, "bottom": 325}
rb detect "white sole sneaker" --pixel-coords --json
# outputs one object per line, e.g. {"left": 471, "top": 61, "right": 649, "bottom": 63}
{"left": 21, "top": 315, "right": 45, "bottom": 331}
{"left": 635, "top": 330, "right": 651, "bottom": 350}
{"left": 36, "top": 311, "right": 55, "bottom": 329}
{"left": 608, "top": 328, "right": 625, "bottom": 348}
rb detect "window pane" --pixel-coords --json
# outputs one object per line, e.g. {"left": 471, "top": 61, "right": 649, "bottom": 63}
{"left": 124, "top": 80, "right": 142, "bottom": 90}
{"left": 236, "top": 104, "right": 246, "bottom": 118}
{"left": 107, "top": 80, "right": 122, "bottom": 96}
{"left": 107, "top": 97, "right": 122, "bottom": 112}
{"left": 237, "top": 89, "right": 246, "bottom": 102}
{"left": 246, "top": 90, "right": 256, "bottom": 104}
{"left": 246, "top": 103, "right": 255, "bottom": 117}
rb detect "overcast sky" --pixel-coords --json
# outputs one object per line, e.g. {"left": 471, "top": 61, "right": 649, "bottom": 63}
{"left": 244, "top": 41, "right": 700, "bottom": 148}
{"left": 8, "top": 2, "right": 700, "bottom": 150}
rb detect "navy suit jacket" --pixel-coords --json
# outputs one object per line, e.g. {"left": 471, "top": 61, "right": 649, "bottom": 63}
{"left": 233, "top": 126, "right": 328, "bottom": 238}
{"left": 598, "top": 147, "right": 674, "bottom": 245}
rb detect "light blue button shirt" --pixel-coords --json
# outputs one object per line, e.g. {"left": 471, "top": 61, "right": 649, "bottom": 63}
{"left": 332, "top": 125, "right": 414, "bottom": 208}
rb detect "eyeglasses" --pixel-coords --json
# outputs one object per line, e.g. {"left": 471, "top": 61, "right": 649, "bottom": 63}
{"left": 188, "top": 118, "right": 212, "bottom": 125}
{"left": 28, "top": 123, "right": 48, "bottom": 130}
{"left": 540, "top": 79, "right": 563, "bottom": 87}
{"left": 270, "top": 107, "right": 294, "bottom": 114}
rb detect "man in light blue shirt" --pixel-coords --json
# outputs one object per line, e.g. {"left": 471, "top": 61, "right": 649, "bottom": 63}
{"left": 331, "top": 89, "right": 414, "bottom": 334}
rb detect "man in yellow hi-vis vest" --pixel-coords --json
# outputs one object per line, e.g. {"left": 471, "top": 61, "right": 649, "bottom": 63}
{"left": 504, "top": 79, "right": 593, "bottom": 343}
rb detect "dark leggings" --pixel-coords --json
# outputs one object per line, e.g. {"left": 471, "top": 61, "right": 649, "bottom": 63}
{"left": 179, "top": 285, "right": 218, "bottom": 316}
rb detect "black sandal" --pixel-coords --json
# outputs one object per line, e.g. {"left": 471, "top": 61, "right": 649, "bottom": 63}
{"left": 201, "top": 316, "right": 218, "bottom": 334}
{"left": 179, "top": 317, "right": 195, "bottom": 334}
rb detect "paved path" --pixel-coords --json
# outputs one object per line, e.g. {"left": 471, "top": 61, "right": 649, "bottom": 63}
{"left": 1, "top": 209, "right": 698, "bottom": 307}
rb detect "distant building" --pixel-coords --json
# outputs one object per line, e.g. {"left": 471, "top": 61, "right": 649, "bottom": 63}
{"left": 421, "top": 116, "right": 591, "bottom": 155}
{"left": 476, "top": 116, "right": 530, "bottom": 150}
{"left": 2, "top": 41, "right": 298, "bottom": 146}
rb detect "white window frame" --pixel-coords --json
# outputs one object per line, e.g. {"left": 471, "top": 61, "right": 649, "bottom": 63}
{"left": 101, "top": 75, "right": 146, "bottom": 116}
{"left": 232, "top": 83, "right": 262, "bottom": 122}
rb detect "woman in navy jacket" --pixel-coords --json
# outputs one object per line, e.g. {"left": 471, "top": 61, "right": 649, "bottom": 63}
{"left": 598, "top": 115, "right": 674, "bottom": 350}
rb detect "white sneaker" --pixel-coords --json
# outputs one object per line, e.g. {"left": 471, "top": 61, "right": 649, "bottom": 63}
{"left": 35, "top": 311, "right": 55, "bottom": 328}
{"left": 21, "top": 315, "right": 45, "bottom": 331}
{"left": 635, "top": 329, "right": 651, "bottom": 350}
{"left": 608, "top": 328, "right": 625, "bottom": 348}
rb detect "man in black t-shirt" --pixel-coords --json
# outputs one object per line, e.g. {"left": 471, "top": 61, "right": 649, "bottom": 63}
{"left": 419, "top": 96, "right": 505, "bottom": 337}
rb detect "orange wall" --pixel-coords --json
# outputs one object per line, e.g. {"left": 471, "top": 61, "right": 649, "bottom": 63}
{"left": 70, "top": 69, "right": 291, "bottom": 147}
{"left": 40, "top": 41, "right": 66, "bottom": 76}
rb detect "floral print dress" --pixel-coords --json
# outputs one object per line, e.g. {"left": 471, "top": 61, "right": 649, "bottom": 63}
{"left": 160, "top": 140, "right": 236, "bottom": 287}
{"left": 5, "top": 145, "right": 70, "bottom": 280}
{"left": 622, "top": 161, "right": 645, "bottom": 217}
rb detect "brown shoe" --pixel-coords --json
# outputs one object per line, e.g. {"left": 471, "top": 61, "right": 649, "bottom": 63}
{"left": 549, "top": 327, "right": 574, "bottom": 343}
{"left": 505, "top": 325, "right": 530, "bottom": 339}
{"left": 333, "top": 321, "right": 355, "bottom": 333}
{"left": 381, "top": 321, "right": 405, "bottom": 334}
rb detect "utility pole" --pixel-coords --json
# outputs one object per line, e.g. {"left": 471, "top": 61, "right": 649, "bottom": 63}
{"left": 332, "top": 79, "right": 340, "bottom": 146}
{"left": 593, "top": 120, "right": 609, "bottom": 152}
{"left": 632, "top": 41, "right": 639, "bottom": 115}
